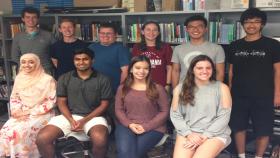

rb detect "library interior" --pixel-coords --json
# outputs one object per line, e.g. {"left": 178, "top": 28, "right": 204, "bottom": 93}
{"left": 0, "top": 0, "right": 280, "bottom": 158}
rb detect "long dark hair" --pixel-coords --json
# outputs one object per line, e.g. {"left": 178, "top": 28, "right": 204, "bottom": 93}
{"left": 179, "top": 55, "right": 216, "bottom": 106}
{"left": 122, "top": 55, "right": 159, "bottom": 102}
{"left": 139, "top": 21, "right": 162, "bottom": 51}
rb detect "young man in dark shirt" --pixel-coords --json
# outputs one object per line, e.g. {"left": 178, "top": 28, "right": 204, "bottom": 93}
{"left": 36, "top": 48, "right": 113, "bottom": 158}
{"left": 228, "top": 8, "right": 280, "bottom": 158}
{"left": 50, "top": 19, "right": 88, "bottom": 79}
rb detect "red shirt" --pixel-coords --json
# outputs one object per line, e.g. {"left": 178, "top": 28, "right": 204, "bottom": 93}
{"left": 132, "top": 43, "right": 173, "bottom": 86}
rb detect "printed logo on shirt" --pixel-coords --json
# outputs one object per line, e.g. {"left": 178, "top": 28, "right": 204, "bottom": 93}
{"left": 234, "top": 50, "right": 266, "bottom": 57}
{"left": 142, "top": 51, "right": 162, "bottom": 68}
{"left": 183, "top": 51, "right": 203, "bottom": 70}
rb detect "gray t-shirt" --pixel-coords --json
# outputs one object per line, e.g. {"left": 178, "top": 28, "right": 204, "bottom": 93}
{"left": 170, "top": 81, "right": 231, "bottom": 141}
{"left": 11, "top": 29, "right": 55, "bottom": 73}
{"left": 57, "top": 70, "right": 113, "bottom": 116}
{"left": 172, "top": 41, "right": 225, "bottom": 81}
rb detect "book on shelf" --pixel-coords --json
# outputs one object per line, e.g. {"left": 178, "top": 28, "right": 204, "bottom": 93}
{"left": 209, "top": 21, "right": 245, "bottom": 44}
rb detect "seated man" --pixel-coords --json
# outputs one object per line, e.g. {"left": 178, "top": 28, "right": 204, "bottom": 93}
{"left": 36, "top": 48, "right": 113, "bottom": 158}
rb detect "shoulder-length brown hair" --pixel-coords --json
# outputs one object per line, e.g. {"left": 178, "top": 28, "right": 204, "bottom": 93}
{"left": 179, "top": 55, "right": 216, "bottom": 106}
{"left": 122, "top": 55, "right": 159, "bottom": 102}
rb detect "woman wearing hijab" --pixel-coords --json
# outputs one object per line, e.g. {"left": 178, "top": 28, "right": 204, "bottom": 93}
{"left": 0, "top": 53, "right": 56, "bottom": 158}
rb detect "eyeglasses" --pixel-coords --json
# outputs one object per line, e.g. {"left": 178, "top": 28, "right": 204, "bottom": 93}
{"left": 243, "top": 21, "right": 262, "bottom": 25}
{"left": 186, "top": 24, "right": 205, "bottom": 30}
{"left": 99, "top": 32, "right": 114, "bottom": 36}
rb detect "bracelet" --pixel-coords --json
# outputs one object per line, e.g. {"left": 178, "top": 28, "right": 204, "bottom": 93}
{"left": 166, "top": 83, "right": 171, "bottom": 86}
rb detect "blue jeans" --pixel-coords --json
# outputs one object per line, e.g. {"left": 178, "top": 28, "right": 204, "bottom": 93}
{"left": 115, "top": 124, "right": 164, "bottom": 158}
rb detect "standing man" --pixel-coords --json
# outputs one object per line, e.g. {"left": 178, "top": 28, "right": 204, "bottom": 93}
{"left": 171, "top": 15, "right": 225, "bottom": 88}
{"left": 50, "top": 19, "right": 88, "bottom": 79}
{"left": 11, "top": 6, "right": 55, "bottom": 74}
{"left": 88, "top": 22, "right": 130, "bottom": 93}
{"left": 228, "top": 8, "right": 280, "bottom": 158}
{"left": 36, "top": 48, "right": 113, "bottom": 158}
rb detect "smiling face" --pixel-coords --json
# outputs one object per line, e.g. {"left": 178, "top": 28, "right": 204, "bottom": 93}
{"left": 131, "top": 61, "right": 150, "bottom": 82}
{"left": 142, "top": 23, "right": 160, "bottom": 43}
{"left": 74, "top": 53, "right": 92, "bottom": 72}
{"left": 99, "top": 27, "right": 116, "bottom": 46}
{"left": 243, "top": 17, "right": 263, "bottom": 36}
{"left": 193, "top": 60, "right": 213, "bottom": 83}
{"left": 59, "top": 21, "right": 75, "bottom": 38}
{"left": 186, "top": 20, "right": 207, "bottom": 40}
{"left": 20, "top": 58, "right": 37, "bottom": 74}
{"left": 22, "top": 12, "right": 39, "bottom": 29}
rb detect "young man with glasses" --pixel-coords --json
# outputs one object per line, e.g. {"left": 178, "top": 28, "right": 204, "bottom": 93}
{"left": 88, "top": 23, "right": 130, "bottom": 94}
{"left": 171, "top": 15, "right": 225, "bottom": 88}
{"left": 228, "top": 8, "right": 280, "bottom": 158}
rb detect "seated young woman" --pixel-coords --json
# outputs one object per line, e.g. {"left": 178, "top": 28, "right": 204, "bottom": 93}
{"left": 170, "top": 55, "right": 232, "bottom": 158}
{"left": 0, "top": 53, "right": 56, "bottom": 158}
{"left": 114, "top": 55, "right": 169, "bottom": 158}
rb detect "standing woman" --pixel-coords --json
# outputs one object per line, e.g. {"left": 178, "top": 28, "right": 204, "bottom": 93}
{"left": 115, "top": 55, "right": 169, "bottom": 158}
{"left": 170, "top": 55, "right": 232, "bottom": 158}
{"left": 0, "top": 53, "right": 56, "bottom": 158}
{"left": 132, "top": 21, "right": 173, "bottom": 91}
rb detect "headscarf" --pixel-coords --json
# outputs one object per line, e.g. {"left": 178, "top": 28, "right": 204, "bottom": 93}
{"left": 10, "top": 53, "right": 52, "bottom": 108}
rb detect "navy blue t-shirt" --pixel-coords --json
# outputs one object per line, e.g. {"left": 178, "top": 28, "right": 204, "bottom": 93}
{"left": 50, "top": 39, "right": 88, "bottom": 79}
{"left": 88, "top": 42, "right": 130, "bottom": 93}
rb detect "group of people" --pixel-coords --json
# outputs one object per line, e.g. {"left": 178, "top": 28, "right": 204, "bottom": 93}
{"left": 0, "top": 6, "right": 279, "bottom": 158}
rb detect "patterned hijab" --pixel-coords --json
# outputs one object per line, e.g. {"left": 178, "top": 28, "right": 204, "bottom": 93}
{"left": 11, "top": 53, "right": 51, "bottom": 107}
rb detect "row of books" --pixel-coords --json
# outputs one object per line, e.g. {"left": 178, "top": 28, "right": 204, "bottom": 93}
{"left": 128, "top": 22, "right": 190, "bottom": 43}
{"left": 10, "top": 23, "right": 24, "bottom": 38}
{"left": 209, "top": 21, "right": 246, "bottom": 44}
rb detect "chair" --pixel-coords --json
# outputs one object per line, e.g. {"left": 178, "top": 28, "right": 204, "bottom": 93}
{"left": 148, "top": 134, "right": 172, "bottom": 158}
{"left": 55, "top": 132, "right": 92, "bottom": 158}
{"left": 55, "top": 129, "right": 115, "bottom": 158}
